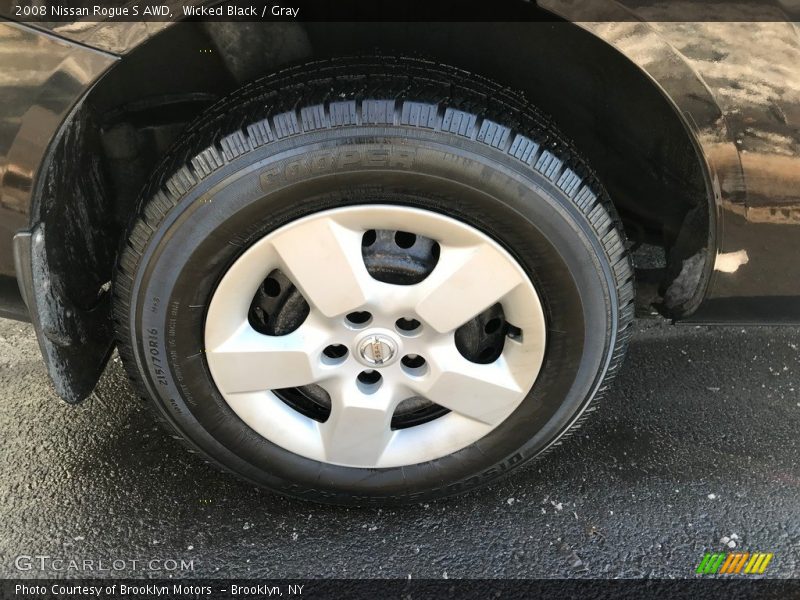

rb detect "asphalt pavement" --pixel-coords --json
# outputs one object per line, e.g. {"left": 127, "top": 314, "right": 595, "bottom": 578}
{"left": 0, "top": 317, "right": 798, "bottom": 579}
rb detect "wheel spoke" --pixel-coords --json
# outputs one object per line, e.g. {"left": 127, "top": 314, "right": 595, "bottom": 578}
{"left": 206, "top": 323, "right": 325, "bottom": 394}
{"left": 270, "top": 216, "right": 372, "bottom": 317}
{"left": 319, "top": 378, "right": 397, "bottom": 465}
{"left": 413, "top": 346, "right": 524, "bottom": 425}
{"left": 415, "top": 243, "right": 525, "bottom": 333}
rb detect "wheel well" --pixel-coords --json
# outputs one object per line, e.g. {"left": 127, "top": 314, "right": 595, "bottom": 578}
{"left": 81, "top": 20, "right": 708, "bottom": 307}
{"left": 32, "top": 19, "right": 713, "bottom": 398}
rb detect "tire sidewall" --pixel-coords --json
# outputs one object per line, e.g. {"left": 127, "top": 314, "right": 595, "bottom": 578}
{"left": 127, "top": 128, "right": 618, "bottom": 502}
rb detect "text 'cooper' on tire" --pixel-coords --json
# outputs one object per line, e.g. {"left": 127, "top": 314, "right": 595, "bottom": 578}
{"left": 113, "top": 57, "right": 634, "bottom": 504}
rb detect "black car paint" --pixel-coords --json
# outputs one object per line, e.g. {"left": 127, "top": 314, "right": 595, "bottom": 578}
{"left": 0, "top": 22, "right": 116, "bottom": 399}
{"left": 0, "top": 3, "right": 799, "bottom": 402}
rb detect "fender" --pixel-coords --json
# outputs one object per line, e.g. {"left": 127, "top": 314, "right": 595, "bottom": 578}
{"left": 543, "top": 1, "right": 800, "bottom": 322}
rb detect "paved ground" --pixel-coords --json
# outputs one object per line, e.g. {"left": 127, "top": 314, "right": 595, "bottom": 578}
{"left": 0, "top": 317, "right": 798, "bottom": 579}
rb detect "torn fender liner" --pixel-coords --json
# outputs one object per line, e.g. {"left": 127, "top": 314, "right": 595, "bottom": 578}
{"left": 661, "top": 202, "right": 711, "bottom": 317}
{"left": 26, "top": 224, "right": 113, "bottom": 403}
{"left": 663, "top": 249, "right": 707, "bottom": 314}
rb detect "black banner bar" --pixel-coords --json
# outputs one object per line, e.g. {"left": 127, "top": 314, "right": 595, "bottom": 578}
{"left": 4, "top": 579, "right": 800, "bottom": 600}
{"left": 2, "top": 0, "right": 799, "bottom": 23}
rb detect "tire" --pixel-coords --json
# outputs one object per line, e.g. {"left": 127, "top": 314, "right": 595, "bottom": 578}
{"left": 113, "top": 57, "right": 634, "bottom": 504}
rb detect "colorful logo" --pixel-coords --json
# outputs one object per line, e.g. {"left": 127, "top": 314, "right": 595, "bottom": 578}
{"left": 696, "top": 552, "right": 773, "bottom": 575}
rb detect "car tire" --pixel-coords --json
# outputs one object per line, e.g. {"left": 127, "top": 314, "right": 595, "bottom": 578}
{"left": 113, "top": 57, "right": 634, "bottom": 504}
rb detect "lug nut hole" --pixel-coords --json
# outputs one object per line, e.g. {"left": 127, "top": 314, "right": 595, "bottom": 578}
{"left": 322, "top": 344, "right": 348, "bottom": 365}
{"left": 358, "top": 369, "right": 382, "bottom": 384}
{"left": 345, "top": 311, "right": 373, "bottom": 328}
{"left": 484, "top": 318, "right": 502, "bottom": 334}
{"left": 357, "top": 370, "right": 383, "bottom": 393}
{"left": 394, "top": 231, "right": 417, "bottom": 249}
{"left": 262, "top": 277, "right": 281, "bottom": 297}
{"left": 401, "top": 354, "right": 425, "bottom": 368}
{"left": 395, "top": 317, "right": 421, "bottom": 335}
{"left": 401, "top": 354, "right": 428, "bottom": 377}
{"left": 362, "top": 229, "right": 377, "bottom": 247}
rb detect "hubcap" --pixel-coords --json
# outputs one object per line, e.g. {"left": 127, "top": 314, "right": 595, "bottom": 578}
{"left": 204, "top": 205, "right": 546, "bottom": 468}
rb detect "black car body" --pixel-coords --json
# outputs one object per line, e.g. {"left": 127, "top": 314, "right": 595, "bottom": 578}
{"left": 0, "top": 1, "right": 799, "bottom": 500}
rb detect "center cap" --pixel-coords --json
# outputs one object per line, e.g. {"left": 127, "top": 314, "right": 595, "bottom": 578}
{"left": 357, "top": 333, "right": 398, "bottom": 367}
